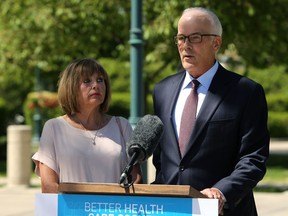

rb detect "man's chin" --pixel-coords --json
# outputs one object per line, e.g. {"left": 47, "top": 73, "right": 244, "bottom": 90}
{"left": 182, "top": 62, "right": 195, "bottom": 71}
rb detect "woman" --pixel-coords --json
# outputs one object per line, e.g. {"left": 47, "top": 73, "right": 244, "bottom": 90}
{"left": 32, "top": 58, "right": 142, "bottom": 193}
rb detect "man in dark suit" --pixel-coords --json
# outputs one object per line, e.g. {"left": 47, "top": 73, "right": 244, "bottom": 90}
{"left": 152, "top": 7, "right": 270, "bottom": 216}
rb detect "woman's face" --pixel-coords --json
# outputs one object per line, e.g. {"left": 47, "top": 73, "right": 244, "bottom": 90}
{"left": 78, "top": 73, "right": 106, "bottom": 110}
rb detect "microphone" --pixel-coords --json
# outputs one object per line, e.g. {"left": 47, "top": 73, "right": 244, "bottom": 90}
{"left": 119, "top": 114, "right": 164, "bottom": 185}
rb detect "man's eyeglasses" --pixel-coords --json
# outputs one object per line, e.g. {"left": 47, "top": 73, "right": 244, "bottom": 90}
{"left": 174, "top": 33, "right": 219, "bottom": 45}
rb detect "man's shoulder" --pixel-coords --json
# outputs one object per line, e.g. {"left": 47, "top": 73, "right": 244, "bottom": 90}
{"left": 218, "top": 65, "right": 261, "bottom": 87}
{"left": 155, "top": 71, "right": 184, "bottom": 87}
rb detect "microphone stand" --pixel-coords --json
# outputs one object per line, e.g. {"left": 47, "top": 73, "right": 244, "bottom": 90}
{"left": 119, "top": 151, "right": 139, "bottom": 188}
{"left": 121, "top": 173, "right": 133, "bottom": 188}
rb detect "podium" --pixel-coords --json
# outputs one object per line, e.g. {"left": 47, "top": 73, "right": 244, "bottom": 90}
{"left": 35, "top": 183, "right": 218, "bottom": 216}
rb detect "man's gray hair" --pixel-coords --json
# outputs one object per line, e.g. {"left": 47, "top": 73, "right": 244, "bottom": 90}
{"left": 182, "top": 7, "right": 223, "bottom": 36}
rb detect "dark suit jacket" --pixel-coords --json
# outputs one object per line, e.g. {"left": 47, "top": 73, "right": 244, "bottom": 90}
{"left": 152, "top": 64, "right": 270, "bottom": 216}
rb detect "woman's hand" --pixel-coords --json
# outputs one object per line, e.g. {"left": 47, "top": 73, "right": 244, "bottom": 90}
{"left": 131, "top": 163, "right": 143, "bottom": 184}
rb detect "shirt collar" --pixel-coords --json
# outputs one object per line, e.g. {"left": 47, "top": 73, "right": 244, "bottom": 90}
{"left": 182, "top": 61, "right": 219, "bottom": 90}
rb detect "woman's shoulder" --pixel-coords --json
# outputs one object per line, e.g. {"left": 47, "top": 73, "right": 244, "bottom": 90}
{"left": 43, "top": 116, "right": 66, "bottom": 128}
{"left": 114, "top": 116, "right": 129, "bottom": 123}
{"left": 111, "top": 116, "right": 132, "bottom": 130}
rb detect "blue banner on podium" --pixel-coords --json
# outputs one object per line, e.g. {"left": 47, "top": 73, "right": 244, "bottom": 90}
{"left": 58, "top": 194, "right": 193, "bottom": 216}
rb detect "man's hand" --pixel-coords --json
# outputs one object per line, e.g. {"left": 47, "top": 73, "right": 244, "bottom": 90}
{"left": 201, "top": 187, "right": 225, "bottom": 215}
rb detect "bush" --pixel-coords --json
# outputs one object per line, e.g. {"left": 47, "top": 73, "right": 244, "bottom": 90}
{"left": 108, "top": 92, "right": 130, "bottom": 118}
{"left": 266, "top": 93, "right": 288, "bottom": 138}
{"left": 268, "top": 111, "right": 288, "bottom": 137}
{"left": 22, "top": 90, "right": 288, "bottom": 138}
{"left": 267, "top": 94, "right": 288, "bottom": 112}
{"left": 109, "top": 92, "right": 154, "bottom": 118}
{"left": 23, "top": 91, "right": 63, "bottom": 136}
{"left": 0, "top": 98, "right": 8, "bottom": 135}
{"left": 0, "top": 99, "right": 8, "bottom": 161}
{"left": 22, "top": 91, "right": 153, "bottom": 133}
{"left": 0, "top": 136, "right": 7, "bottom": 162}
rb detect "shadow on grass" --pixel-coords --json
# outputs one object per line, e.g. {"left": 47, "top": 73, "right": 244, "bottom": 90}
{"left": 255, "top": 153, "right": 288, "bottom": 192}
{"left": 0, "top": 160, "right": 5, "bottom": 176}
{"left": 267, "top": 154, "right": 288, "bottom": 168}
{"left": 255, "top": 185, "right": 288, "bottom": 193}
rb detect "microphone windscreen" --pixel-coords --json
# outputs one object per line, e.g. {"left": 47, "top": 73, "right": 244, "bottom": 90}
{"left": 127, "top": 114, "right": 164, "bottom": 163}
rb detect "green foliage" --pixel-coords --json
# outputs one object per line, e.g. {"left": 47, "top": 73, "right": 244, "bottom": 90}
{"left": 0, "top": 136, "right": 7, "bottom": 161}
{"left": 0, "top": 0, "right": 130, "bottom": 69}
{"left": 256, "top": 154, "right": 288, "bottom": 192}
{"left": 0, "top": 99, "right": 9, "bottom": 135}
{"left": 146, "top": 94, "right": 154, "bottom": 115}
{"left": 267, "top": 94, "right": 288, "bottom": 112}
{"left": 0, "top": 160, "right": 6, "bottom": 175}
{"left": 108, "top": 92, "right": 153, "bottom": 118}
{"left": 143, "top": 0, "right": 288, "bottom": 69}
{"left": 246, "top": 65, "right": 288, "bottom": 94}
{"left": 99, "top": 58, "right": 131, "bottom": 93}
{"left": 0, "top": 0, "right": 131, "bottom": 123}
{"left": 243, "top": 66, "right": 288, "bottom": 138}
{"left": 108, "top": 92, "right": 130, "bottom": 118}
{"left": 0, "top": 0, "right": 288, "bottom": 138}
{"left": 214, "top": 1, "right": 288, "bottom": 68}
{"left": 268, "top": 112, "right": 288, "bottom": 137}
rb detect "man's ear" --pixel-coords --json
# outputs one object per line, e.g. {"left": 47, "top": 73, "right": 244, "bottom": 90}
{"left": 213, "top": 36, "right": 222, "bottom": 51}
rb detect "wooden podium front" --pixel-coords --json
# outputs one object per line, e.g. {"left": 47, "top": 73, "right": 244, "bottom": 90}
{"left": 35, "top": 183, "right": 218, "bottom": 216}
{"left": 58, "top": 182, "right": 206, "bottom": 198}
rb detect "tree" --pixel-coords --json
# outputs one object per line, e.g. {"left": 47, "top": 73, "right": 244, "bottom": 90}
{"left": 0, "top": 0, "right": 287, "bottom": 123}
{"left": 143, "top": 0, "right": 288, "bottom": 70}
{"left": 0, "top": 0, "right": 131, "bottom": 120}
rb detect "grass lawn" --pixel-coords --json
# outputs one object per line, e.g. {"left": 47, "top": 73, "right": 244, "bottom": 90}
{"left": 255, "top": 154, "right": 288, "bottom": 192}
{"left": 262, "top": 167, "right": 288, "bottom": 183}
{"left": 0, "top": 161, "right": 5, "bottom": 177}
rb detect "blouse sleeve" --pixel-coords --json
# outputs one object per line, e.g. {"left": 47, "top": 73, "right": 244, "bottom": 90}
{"left": 31, "top": 119, "right": 58, "bottom": 176}
{"left": 121, "top": 117, "right": 133, "bottom": 142}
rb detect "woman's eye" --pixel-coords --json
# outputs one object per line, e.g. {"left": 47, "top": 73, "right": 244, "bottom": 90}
{"left": 97, "top": 77, "right": 104, "bottom": 83}
{"left": 83, "top": 79, "right": 91, "bottom": 84}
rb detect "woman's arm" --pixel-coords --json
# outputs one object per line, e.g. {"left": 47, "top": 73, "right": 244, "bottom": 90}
{"left": 39, "top": 162, "right": 59, "bottom": 193}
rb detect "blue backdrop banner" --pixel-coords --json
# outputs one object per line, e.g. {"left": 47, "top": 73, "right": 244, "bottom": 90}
{"left": 58, "top": 194, "right": 193, "bottom": 216}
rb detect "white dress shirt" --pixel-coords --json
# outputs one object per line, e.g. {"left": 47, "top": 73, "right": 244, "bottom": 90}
{"left": 173, "top": 61, "right": 219, "bottom": 138}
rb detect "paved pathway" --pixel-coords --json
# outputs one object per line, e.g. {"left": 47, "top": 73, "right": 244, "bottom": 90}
{"left": 255, "top": 191, "right": 288, "bottom": 216}
{"left": 0, "top": 184, "right": 40, "bottom": 216}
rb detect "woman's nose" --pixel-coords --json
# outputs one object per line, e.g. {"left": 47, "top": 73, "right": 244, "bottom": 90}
{"left": 91, "top": 81, "right": 97, "bottom": 89}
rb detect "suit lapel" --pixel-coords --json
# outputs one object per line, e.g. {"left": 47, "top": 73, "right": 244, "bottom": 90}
{"left": 167, "top": 72, "right": 186, "bottom": 157}
{"left": 168, "top": 73, "right": 185, "bottom": 118}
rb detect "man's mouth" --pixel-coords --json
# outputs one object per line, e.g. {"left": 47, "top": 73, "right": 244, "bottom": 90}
{"left": 183, "top": 54, "right": 193, "bottom": 60}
